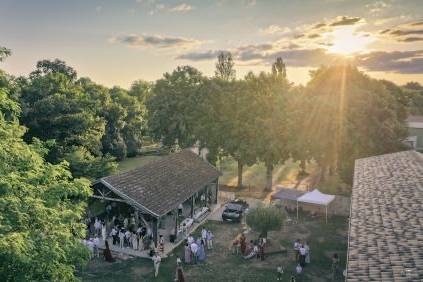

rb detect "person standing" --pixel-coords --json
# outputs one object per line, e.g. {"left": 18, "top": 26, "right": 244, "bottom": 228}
{"left": 198, "top": 239, "right": 206, "bottom": 262}
{"left": 276, "top": 266, "right": 284, "bottom": 281}
{"left": 304, "top": 241, "right": 310, "bottom": 264}
{"left": 184, "top": 243, "right": 192, "bottom": 264}
{"left": 101, "top": 222, "right": 107, "bottom": 242}
{"left": 93, "top": 236, "right": 100, "bottom": 258}
{"left": 240, "top": 233, "right": 246, "bottom": 255}
{"left": 299, "top": 245, "right": 306, "bottom": 267}
{"left": 132, "top": 232, "right": 138, "bottom": 250}
{"left": 294, "top": 239, "right": 300, "bottom": 263}
{"left": 232, "top": 238, "right": 240, "bottom": 255}
{"left": 175, "top": 266, "right": 185, "bottom": 282}
{"left": 110, "top": 227, "right": 118, "bottom": 245}
{"left": 152, "top": 252, "right": 161, "bottom": 278}
{"left": 206, "top": 230, "right": 214, "bottom": 250}
{"left": 190, "top": 241, "right": 199, "bottom": 264}
{"left": 118, "top": 229, "right": 125, "bottom": 248}
{"left": 201, "top": 227, "right": 207, "bottom": 242}
{"left": 187, "top": 234, "right": 194, "bottom": 245}
{"left": 331, "top": 253, "right": 340, "bottom": 279}
{"left": 159, "top": 235, "right": 165, "bottom": 254}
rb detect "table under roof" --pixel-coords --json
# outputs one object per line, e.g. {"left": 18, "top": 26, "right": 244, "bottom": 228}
{"left": 346, "top": 150, "right": 423, "bottom": 281}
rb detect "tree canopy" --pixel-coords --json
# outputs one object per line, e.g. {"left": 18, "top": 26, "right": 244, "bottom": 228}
{"left": 0, "top": 84, "right": 91, "bottom": 281}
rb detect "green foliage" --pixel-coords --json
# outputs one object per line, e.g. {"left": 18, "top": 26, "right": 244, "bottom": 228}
{"left": 0, "top": 46, "right": 11, "bottom": 61}
{"left": 147, "top": 65, "right": 205, "bottom": 148}
{"left": 16, "top": 59, "right": 147, "bottom": 178}
{"left": 304, "top": 65, "right": 407, "bottom": 183}
{"left": 215, "top": 51, "right": 236, "bottom": 81}
{"left": 0, "top": 88, "right": 91, "bottom": 281}
{"left": 246, "top": 206, "right": 284, "bottom": 237}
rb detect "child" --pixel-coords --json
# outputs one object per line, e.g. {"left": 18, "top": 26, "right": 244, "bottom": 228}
{"left": 276, "top": 266, "right": 284, "bottom": 281}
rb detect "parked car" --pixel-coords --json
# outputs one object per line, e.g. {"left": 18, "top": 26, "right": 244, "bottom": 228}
{"left": 222, "top": 199, "right": 249, "bottom": 222}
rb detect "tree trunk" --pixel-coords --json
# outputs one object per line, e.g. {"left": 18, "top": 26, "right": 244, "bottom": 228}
{"left": 299, "top": 159, "right": 306, "bottom": 174}
{"left": 237, "top": 160, "right": 243, "bottom": 188}
{"left": 265, "top": 164, "right": 273, "bottom": 191}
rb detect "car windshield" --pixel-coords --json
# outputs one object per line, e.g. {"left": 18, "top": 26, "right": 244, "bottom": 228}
{"left": 225, "top": 203, "right": 242, "bottom": 211}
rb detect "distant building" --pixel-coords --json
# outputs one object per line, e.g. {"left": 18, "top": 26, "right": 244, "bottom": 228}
{"left": 346, "top": 151, "right": 423, "bottom": 281}
{"left": 404, "top": 116, "right": 423, "bottom": 152}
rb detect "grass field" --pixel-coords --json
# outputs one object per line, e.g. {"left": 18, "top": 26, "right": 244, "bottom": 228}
{"left": 117, "top": 154, "right": 318, "bottom": 190}
{"left": 80, "top": 212, "right": 348, "bottom": 281}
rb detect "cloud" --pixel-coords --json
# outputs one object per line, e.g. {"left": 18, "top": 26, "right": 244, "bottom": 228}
{"left": 176, "top": 50, "right": 223, "bottom": 61}
{"left": 169, "top": 3, "right": 194, "bottom": 13}
{"left": 365, "top": 1, "right": 391, "bottom": 14}
{"left": 356, "top": 50, "right": 423, "bottom": 73}
{"left": 110, "top": 34, "right": 203, "bottom": 49}
{"left": 410, "top": 21, "right": 423, "bottom": 26}
{"left": 399, "top": 37, "right": 423, "bottom": 42}
{"left": 330, "top": 16, "right": 362, "bottom": 26}
{"left": 246, "top": 0, "right": 256, "bottom": 7}
{"left": 260, "top": 25, "right": 291, "bottom": 35}
{"left": 390, "top": 29, "right": 423, "bottom": 36}
{"left": 312, "top": 23, "right": 326, "bottom": 29}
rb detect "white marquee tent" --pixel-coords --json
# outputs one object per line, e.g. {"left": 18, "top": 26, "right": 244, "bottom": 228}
{"left": 296, "top": 189, "right": 335, "bottom": 223}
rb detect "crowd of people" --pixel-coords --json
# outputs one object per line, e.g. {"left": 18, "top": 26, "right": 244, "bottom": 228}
{"left": 183, "top": 227, "right": 214, "bottom": 264}
{"left": 230, "top": 232, "right": 267, "bottom": 261}
{"left": 293, "top": 239, "right": 311, "bottom": 274}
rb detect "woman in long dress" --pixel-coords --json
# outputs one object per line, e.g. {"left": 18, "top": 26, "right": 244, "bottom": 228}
{"left": 304, "top": 241, "right": 310, "bottom": 264}
{"left": 198, "top": 239, "right": 206, "bottom": 262}
{"left": 132, "top": 232, "right": 138, "bottom": 250}
{"left": 184, "top": 243, "right": 191, "bottom": 264}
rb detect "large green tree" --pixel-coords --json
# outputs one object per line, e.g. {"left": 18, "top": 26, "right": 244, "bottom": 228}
{"left": 19, "top": 60, "right": 116, "bottom": 179}
{"left": 246, "top": 58, "right": 292, "bottom": 190}
{"left": 304, "top": 65, "right": 407, "bottom": 183}
{"left": 0, "top": 84, "right": 91, "bottom": 281}
{"left": 147, "top": 66, "right": 205, "bottom": 148}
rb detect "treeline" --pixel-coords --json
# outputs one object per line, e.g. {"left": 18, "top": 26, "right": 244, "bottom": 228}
{"left": 3, "top": 58, "right": 152, "bottom": 179}
{"left": 146, "top": 53, "right": 409, "bottom": 188}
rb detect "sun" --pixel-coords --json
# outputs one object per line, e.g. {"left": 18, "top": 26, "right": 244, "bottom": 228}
{"left": 327, "top": 26, "right": 374, "bottom": 56}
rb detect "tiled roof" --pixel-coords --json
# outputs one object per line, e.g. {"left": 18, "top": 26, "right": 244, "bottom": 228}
{"left": 101, "top": 150, "right": 221, "bottom": 217}
{"left": 347, "top": 151, "right": 423, "bottom": 281}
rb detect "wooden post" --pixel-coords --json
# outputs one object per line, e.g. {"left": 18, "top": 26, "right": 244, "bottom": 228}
{"left": 174, "top": 209, "right": 178, "bottom": 239}
{"left": 215, "top": 178, "right": 219, "bottom": 204}
{"left": 191, "top": 196, "right": 194, "bottom": 218}
{"left": 204, "top": 185, "right": 208, "bottom": 207}
{"left": 153, "top": 217, "right": 159, "bottom": 248}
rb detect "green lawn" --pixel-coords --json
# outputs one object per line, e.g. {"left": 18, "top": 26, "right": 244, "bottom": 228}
{"left": 117, "top": 155, "right": 162, "bottom": 173}
{"left": 117, "top": 154, "right": 318, "bottom": 190}
{"left": 79, "top": 213, "right": 348, "bottom": 282}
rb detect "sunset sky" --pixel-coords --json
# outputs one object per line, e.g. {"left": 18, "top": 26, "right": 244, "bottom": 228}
{"left": 1, "top": 0, "right": 423, "bottom": 87}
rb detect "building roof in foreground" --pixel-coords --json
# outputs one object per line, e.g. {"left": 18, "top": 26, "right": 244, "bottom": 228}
{"left": 101, "top": 150, "right": 221, "bottom": 217}
{"left": 347, "top": 150, "right": 423, "bottom": 281}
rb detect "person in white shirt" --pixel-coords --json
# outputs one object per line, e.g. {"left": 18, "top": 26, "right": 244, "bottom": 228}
{"left": 93, "top": 236, "right": 100, "bottom": 258}
{"left": 201, "top": 228, "right": 207, "bottom": 242}
{"left": 101, "top": 223, "right": 107, "bottom": 242}
{"left": 118, "top": 229, "right": 125, "bottom": 248}
{"left": 206, "top": 230, "right": 214, "bottom": 250}
{"left": 110, "top": 227, "right": 118, "bottom": 245}
{"left": 125, "top": 230, "right": 131, "bottom": 248}
{"left": 94, "top": 218, "right": 101, "bottom": 236}
{"left": 299, "top": 245, "right": 306, "bottom": 267}
{"left": 152, "top": 253, "right": 161, "bottom": 277}
{"left": 190, "top": 242, "right": 199, "bottom": 264}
